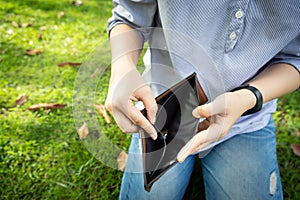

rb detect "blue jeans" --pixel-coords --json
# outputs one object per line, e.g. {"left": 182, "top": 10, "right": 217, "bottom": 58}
{"left": 119, "top": 116, "right": 283, "bottom": 200}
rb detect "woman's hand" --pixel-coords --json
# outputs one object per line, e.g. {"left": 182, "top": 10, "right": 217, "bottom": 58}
{"left": 176, "top": 62, "right": 299, "bottom": 162}
{"left": 105, "top": 24, "right": 158, "bottom": 140}
{"left": 105, "top": 67, "right": 158, "bottom": 140}
{"left": 177, "top": 89, "right": 257, "bottom": 162}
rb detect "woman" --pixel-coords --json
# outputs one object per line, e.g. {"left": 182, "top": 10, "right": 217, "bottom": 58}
{"left": 105, "top": 0, "right": 300, "bottom": 199}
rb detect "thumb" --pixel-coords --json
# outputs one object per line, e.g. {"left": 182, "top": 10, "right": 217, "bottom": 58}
{"left": 192, "top": 96, "right": 225, "bottom": 118}
{"left": 138, "top": 88, "right": 158, "bottom": 124}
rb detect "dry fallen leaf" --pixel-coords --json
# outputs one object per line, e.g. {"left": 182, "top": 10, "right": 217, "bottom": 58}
{"left": 39, "top": 26, "right": 47, "bottom": 31}
{"left": 22, "top": 22, "right": 32, "bottom": 28}
{"left": 291, "top": 144, "right": 300, "bottom": 157}
{"left": 25, "top": 49, "right": 42, "bottom": 56}
{"left": 94, "top": 104, "right": 112, "bottom": 124}
{"left": 28, "top": 103, "right": 67, "bottom": 111}
{"left": 12, "top": 21, "right": 19, "bottom": 28}
{"left": 57, "top": 11, "right": 65, "bottom": 18}
{"left": 90, "top": 68, "right": 101, "bottom": 78}
{"left": 37, "top": 33, "right": 43, "bottom": 40}
{"left": 15, "top": 94, "right": 26, "bottom": 105}
{"left": 73, "top": 0, "right": 83, "bottom": 7}
{"left": 57, "top": 62, "right": 82, "bottom": 67}
{"left": 117, "top": 151, "right": 128, "bottom": 171}
{"left": 77, "top": 122, "right": 89, "bottom": 139}
{"left": 6, "top": 29, "right": 14, "bottom": 34}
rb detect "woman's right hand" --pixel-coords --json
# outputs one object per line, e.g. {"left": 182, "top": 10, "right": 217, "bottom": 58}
{"left": 105, "top": 66, "right": 158, "bottom": 140}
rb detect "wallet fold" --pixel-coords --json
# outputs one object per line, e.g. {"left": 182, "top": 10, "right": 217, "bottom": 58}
{"left": 140, "top": 72, "right": 208, "bottom": 192}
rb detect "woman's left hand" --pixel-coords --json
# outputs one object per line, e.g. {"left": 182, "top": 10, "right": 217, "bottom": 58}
{"left": 177, "top": 89, "right": 256, "bottom": 163}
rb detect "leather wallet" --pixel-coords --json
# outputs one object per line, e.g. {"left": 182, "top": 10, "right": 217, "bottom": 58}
{"left": 140, "top": 72, "right": 208, "bottom": 192}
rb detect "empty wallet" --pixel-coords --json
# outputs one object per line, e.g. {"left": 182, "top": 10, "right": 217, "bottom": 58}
{"left": 140, "top": 72, "right": 208, "bottom": 192}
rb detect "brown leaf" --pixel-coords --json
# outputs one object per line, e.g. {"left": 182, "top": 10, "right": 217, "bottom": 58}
{"left": 25, "top": 49, "right": 42, "bottom": 56}
{"left": 117, "top": 151, "right": 128, "bottom": 171}
{"left": 295, "top": 130, "right": 300, "bottom": 137}
{"left": 28, "top": 103, "right": 67, "bottom": 111}
{"left": 37, "top": 33, "right": 43, "bottom": 40}
{"left": 57, "top": 11, "right": 65, "bottom": 18}
{"left": 21, "top": 22, "right": 32, "bottom": 28}
{"left": 12, "top": 21, "right": 19, "bottom": 28}
{"left": 57, "top": 62, "right": 82, "bottom": 67}
{"left": 94, "top": 104, "right": 112, "bottom": 124}
{"left": 72, "top": 0, "right": 83, "bottom": 7}
{"left": 291, "top": 144, "right": 300, "bottom": 157}
{"left": 15, "top": 94, "right": 26, "bottom": 105}
{"left": 77, "top": 122, "right": 89, "bottom": 139}
{"left": 90, "top": 68, "right": 101, "bottom": 78}
{"left": 6, "top": 29, "right": 14, "bottom": 34}
{"left": 39, "top": 26, "right": 47, "bottom": 31}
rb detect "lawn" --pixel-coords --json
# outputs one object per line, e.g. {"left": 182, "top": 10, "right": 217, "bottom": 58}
{"left": 0, "top": 0, "right": 299, "bottom": 199}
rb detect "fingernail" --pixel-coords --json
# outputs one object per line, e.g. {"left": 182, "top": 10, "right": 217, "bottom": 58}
{"left": 177, "top": 154, "right": 187, "bottom": 163}
{"left": 150, "top": 116, "right": 156, "bottom": 124}
{"left": 151, "top": 133, "right": 157, "bottom": 140}
{"left": 177, "top": 146, "right": 189, "bottom": 163}
{"left": 192, "top": 108, "right": 199, "bottom": 118}
{"left": 150, "top": 127, "right": 157, "bottom": 140}
{"left": 152, "top": 116, "right": 156, "bottom": 124}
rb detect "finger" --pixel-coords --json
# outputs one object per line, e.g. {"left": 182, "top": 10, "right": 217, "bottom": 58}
{"left": 107, "top": 99, "right": 156, "bottom": 138}
{"left": 123, "top": 101, "right": 157, "bottom": 140}
{"left": 112, "top": 108, "right": 139, "bottom": 133}
{"left": 192, "top": 98, "right": 226, "bottom": 118}
{"left": 137, "top": 89, "right": 157, "bottom": 124}
{"left": 177, "top": 123, "right": 223, "bottom": 163}
{"left": 177, "top": 138, "right": 212, "bottom": 163}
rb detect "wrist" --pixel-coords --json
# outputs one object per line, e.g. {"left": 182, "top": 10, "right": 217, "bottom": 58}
{"left": 112, "top": 56, "right": 137, "bottom": 70}
{"left": 231, "top": 84, "right": 263, "bottom": 116}
{"left": 109, "top": 65, "right": 142, "bottom": 89}
{"left": 111, "top": 60, "right": 137, "bottom": 78}
{"left": 234, "top": 89, "right": 257, "bottom": 111}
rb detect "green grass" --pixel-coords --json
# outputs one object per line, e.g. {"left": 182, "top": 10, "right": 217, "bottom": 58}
{"left": 0, "top": 0, "right": 299, "bottom": 199}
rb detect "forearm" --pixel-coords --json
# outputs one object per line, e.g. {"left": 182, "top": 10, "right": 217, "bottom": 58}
{"left": 110, "top": 24, "right": 143, "bottom": 75}
{"left": 235, "top": 63, "right": 300, "bottom": 112}
{"left": 106, "top": 25, "right": 158, "bottom": 139}
{"left": 247, "top": 63, "right": 300, "bottom": 102}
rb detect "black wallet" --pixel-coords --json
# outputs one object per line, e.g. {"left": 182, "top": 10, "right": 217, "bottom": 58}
{"left": 140, "top": 72, "right": 208, "bottom": 192}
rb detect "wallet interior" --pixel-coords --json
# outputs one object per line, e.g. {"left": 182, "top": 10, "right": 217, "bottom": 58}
{"left": 140, "top": 73, "right": 207, "bottom": 192}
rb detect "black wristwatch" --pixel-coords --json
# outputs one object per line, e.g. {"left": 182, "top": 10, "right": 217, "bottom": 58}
{"left": 231, "top": 84, "right": 263, "bottom": 116}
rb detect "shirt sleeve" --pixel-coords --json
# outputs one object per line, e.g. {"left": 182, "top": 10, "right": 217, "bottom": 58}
{"left": 107, "top": 0, "right": 157, "bottom": 43}
{"left": 267, "top": 34, "right": 300, "bottom": 73}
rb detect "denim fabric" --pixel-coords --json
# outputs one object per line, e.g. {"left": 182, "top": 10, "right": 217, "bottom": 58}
{"left": 119, "top": 116, "right": 283, "bottom": 200}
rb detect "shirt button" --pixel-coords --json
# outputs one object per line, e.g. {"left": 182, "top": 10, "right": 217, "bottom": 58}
{"left": 229, "top": 32, "right": 237, "bottom": 40}
{"left": 235, "top": 10, "right": 244, "bottom": 19}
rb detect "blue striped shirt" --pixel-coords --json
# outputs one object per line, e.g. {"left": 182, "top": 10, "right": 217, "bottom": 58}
{"left": 107, "top": 0, "right": 300, "bottom": 153}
